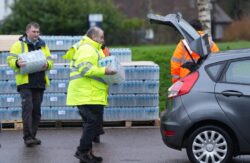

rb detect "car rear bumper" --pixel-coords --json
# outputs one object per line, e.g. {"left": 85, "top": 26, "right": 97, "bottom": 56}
{"left": 160, "top": 98, "right": 192, "bottom": 150}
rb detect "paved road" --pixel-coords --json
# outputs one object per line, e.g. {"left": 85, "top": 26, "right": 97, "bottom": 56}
{"left": 0, "top": 127, "right": 250, "bottom": 163}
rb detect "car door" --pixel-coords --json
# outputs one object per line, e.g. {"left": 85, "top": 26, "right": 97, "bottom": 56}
{"left": 147, "top": 13, "right": 211, "bottom": 57}
{"left": 215, "top": 58, "right": 250, "bottom": 143}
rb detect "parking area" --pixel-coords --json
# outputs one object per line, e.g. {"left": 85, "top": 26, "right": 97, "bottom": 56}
{"left": 0, "top": 127, "right": 250, "bottom": 163}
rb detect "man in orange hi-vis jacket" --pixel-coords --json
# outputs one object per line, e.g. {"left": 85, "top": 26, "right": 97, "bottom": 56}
{"left": 102, "top": 46, "right": 110, "bottom": 57}
{"left": 171, "top": 20, "right": 219, "bottom": 83}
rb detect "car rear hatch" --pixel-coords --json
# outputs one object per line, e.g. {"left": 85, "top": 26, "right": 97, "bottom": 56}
{"left": 147, "top": 13, "right": 211, "bottom": 60}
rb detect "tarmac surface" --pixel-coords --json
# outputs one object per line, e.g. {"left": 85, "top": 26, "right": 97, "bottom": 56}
{"left": 1, "top": 127, "right": 250, "bottom": 163}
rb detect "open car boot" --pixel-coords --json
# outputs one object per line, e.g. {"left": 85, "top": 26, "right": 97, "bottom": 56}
{"left": 147, "top": 13, "right": 212, "bottom": 70}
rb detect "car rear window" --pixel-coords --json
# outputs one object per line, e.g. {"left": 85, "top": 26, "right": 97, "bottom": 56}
{"left": 222, "top": 60, "right": 250, "bottom": 84}
{"left": 206, "top": 62, "right": 225, "bottom": 81}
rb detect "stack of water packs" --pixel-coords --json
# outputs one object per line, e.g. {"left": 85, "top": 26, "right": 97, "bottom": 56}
{"left": 99, "top": 56, "right": 125, "bottom": 84}
{"left": 18, "top": 50, "right": 47, "bottom": 74}
{"left": 0, "top": 35, "right": 160, "bottom": 122}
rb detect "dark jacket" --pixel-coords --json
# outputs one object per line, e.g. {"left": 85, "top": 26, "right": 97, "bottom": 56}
{"left": 17, "top": 34, "right": 47, "bottom": 91}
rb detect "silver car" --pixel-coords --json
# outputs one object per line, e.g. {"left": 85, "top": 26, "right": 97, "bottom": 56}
{"left": 148, "top": 13, "right": 250, "bottom": 163}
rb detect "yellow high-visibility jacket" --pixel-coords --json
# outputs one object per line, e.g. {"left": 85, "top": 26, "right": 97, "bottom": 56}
{"left": 66, "top": 36, "right": 108, "bottom": 106}
{"left": 7, "top": 37, "right": 53, "bottom": 86}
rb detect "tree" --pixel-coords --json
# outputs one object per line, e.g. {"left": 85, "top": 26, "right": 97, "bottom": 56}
{"left": 197, "top": 0, "right": 212, "bottom": 36}
{"left": 0, "top": 0, "right": 143, "bottom": 44}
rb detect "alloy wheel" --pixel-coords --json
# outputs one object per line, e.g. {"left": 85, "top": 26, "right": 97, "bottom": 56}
{"left": 187, "top": 125, "right": 233, "bottom": 163}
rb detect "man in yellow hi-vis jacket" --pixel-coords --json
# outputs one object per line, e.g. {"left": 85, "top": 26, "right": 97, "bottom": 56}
{"left": 7, "top": 22, "right": 53, "bottom": 147}
{"left": 66, "top": 27, "right": 116, "bottom": 163}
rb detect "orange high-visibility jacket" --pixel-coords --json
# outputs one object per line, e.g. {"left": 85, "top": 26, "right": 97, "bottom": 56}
{"left": 171, "top": 33, "right": 219, "bottom": 83}
{"left": 103, "top": 47, "right": 110, "bottom": 56}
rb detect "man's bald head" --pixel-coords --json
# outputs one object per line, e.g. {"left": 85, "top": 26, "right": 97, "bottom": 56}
{"left": 86, "top": 27, "right": 104, "bottom": 44}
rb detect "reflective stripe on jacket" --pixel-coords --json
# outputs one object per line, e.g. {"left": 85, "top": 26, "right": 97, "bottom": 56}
{"left": 66, "top": 36, "right": 108, "bottom": 106}
{"left": 62, "top": 37, "right": 85, "bottom": 61}
{"left": 171, "top": 35, "right": 219, "bottom": 83}
{"left": 7, "top": 40, "right": 53, "bottom": 86}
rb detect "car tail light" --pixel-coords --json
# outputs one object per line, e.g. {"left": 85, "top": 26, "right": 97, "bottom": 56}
{"left": 163, "top": 130, "right": 176, "bottom": 136}
{"left": 168, "top": 71, "right": 199, "bottom": 98}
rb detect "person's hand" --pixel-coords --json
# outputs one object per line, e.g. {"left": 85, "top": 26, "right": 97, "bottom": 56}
{"left": 105, "top": 67, "right": 117, "bottom": 75}
{"left": 17, "top": 59, "right": 26, "bottom": 67}
{"left": 42, "top": 62, "right": 48, "bottom": 70}
{"left": 181, "top": 62, "right": 197, "bottom": 72}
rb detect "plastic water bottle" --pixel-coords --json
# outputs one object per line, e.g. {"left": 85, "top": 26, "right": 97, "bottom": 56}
{"left": 104, "top": 107, "right": 109, "bottom": 121}
{"left": 5, "top": 67, "right": 14, "bottom": 80}
{"left": 108, "top": 95, "right": 113, "bottom": 107}
{"left": 110, "top": 107, "right": 114, "bottom": 121}
{"left": 136, "top": 81, "right": 142, "bottom": 93}
{"left": 0, "top": 108, "right": 3, "bottom": 120}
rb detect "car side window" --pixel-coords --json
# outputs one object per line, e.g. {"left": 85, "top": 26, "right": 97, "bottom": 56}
{"left": 222, "top": 60, "right": 250, "bottom": 84}
{"left": 206, "top": 62, "right": 224, "bottom": 81}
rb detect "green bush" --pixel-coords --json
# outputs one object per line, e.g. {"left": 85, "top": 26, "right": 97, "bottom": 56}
{"left": 0, "top": 0, "right": 144, "bottom": 45}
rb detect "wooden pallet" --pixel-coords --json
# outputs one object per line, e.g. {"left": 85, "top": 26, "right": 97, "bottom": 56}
{"left": 110, "top": 119, "right": 160, "bottom": 128}
{"left": 0, "top": 120, "right": 23, "bottom": 131}
{"left": 39, "top": 119, "right": 160, "bottom": 128}
{"left": 102, "top": 120, "right": 160, "bottom": 128}
{"left": 0, "top": 119, "right": 160, "bottom": 130}
{"left": 39, "top": 120, "right": 82, "bottom": 128}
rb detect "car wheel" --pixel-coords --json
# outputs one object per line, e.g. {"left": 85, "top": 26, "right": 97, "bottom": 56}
{"left": 186, "top": 125, "right": 233, "bottom": 163}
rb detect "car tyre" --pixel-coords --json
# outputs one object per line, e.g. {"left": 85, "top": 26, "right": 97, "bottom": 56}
{"left": 186, "top": 125, "right": 233, "bottom": 163}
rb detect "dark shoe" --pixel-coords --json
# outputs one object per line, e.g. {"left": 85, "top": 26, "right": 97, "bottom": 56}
{"left": 93, "top": 136, "right": 100, "bottom": 143}
{"left": 24, "top": 138, "right": 35, "bottom": 147}
{"left": 99, "top": 128, "right": 105, "bottom": 135}
{"left": 75, "top": 150, "right": 102, "bottom": 163}
{"left": 33, "top": 138, "right": 41, "bottom": 145}
{"left": 79, "top": 152, "right": 103, "bottom": 163}
{"left": 90, "top": 151, "right": 103, "bottom": 162}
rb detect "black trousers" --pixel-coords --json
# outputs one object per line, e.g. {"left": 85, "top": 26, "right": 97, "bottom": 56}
{"left": 19, "top": 88, "right": 44, "bottom": 140}
{"left": 77, "top": 105, "right": 104, "bottom": 152}
{"left": 79, "top": 108, "right": 105, "bottom": 136}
